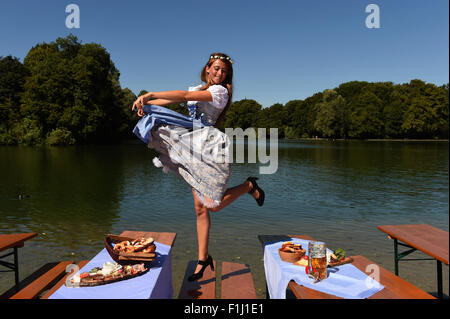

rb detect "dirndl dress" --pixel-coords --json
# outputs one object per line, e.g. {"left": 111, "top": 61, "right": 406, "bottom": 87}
{"left": 132, "top": 84, "right": 231, "bottom": 208}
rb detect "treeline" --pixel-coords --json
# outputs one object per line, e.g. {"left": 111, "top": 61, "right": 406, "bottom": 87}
{"left": 0, "top": 36, "right": 448, "bottom": 145}
{"left": 219, "top": 81, "right": 449, "bottom": 139}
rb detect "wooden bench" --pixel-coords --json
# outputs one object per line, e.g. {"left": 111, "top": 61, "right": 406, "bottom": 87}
{"left": 41, "top": 260, "right": 90, "bottom": 299}
{"left": 1, "top": 260, "right": 89, "bottom": 299}
{"left": 178, "top": 261, "right": 257, "bottom": 299}
{"left": 4, "top": 260, "right": 74, "bottom": 299}
{"left": 288, "top": 255, "right": 435, "bottom": 299}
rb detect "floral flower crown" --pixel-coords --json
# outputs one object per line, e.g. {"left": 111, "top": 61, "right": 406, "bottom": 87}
{"left": 210, "top": 55, "right": 233, "bottom": 64}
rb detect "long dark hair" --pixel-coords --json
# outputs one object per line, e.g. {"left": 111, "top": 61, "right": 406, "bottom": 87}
{"left": 199, "top": 52, "right": 233, "bottom": 127}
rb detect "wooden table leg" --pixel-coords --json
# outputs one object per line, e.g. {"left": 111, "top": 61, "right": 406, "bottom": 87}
{"left": 437, "top": 260, "right": 442, "bottom": 299}
{"left": 14, "top": 247, "right": 19, "bottom": 286}
{"left": 394, "top": 238, "right": 399, "bottom": 276}
{"left": 0, "top": 247, "right": 20, "bottom": 287}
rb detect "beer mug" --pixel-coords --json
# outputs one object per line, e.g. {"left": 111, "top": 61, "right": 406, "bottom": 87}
{"left": 307, "top": 241, "right": 328, "bottom": 282}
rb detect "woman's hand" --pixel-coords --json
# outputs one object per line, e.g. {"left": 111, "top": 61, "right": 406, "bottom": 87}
{"left": 132, "top": 93, "right": 152, "bottom": 117}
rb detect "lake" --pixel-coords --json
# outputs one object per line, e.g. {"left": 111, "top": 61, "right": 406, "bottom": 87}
{"left": 0, "top": 140, "right": 448, "bottom": 298}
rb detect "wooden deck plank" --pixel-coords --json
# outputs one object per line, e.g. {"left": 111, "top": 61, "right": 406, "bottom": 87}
{"left": 178, "top": 260, "right": 216, "bottom": 299}
{"left": 221, "top": 262, "right": 257, "bottom": 299}
{"left": 10, "top": 261, "right": 74, "bottom": 299}
{"left": 377, "top": 224, "right": 449, "bottom": 264}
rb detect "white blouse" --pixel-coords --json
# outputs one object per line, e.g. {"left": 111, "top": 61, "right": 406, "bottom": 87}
{"left": 187, "top": 84, "right": 229, "bottom": 109}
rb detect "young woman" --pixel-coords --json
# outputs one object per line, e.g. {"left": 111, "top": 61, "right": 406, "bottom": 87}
{"left": 132, "top": 52, "right": 265, "bottom": 281}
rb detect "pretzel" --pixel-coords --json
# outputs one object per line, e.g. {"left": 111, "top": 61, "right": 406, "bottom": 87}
{"left": 132, "top": 237, "right": 154, "bottom": 252}
{"left": 141, "top": 245, "right": 156, "bottom": 253}
{"left": 114, "top": 241, "right": 130, "bottom": 252}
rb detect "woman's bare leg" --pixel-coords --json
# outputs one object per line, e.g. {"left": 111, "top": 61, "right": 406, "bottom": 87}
{"left": 192, "top": 189, "right": 211, "bottom": 273}
{"left": 191, "top": 180, "right": 261, "bottom": 273}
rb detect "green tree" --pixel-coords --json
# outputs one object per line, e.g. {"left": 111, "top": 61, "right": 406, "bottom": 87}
{"left": 223, "top": 99, "right": 262, "bottom": 129}
{"left": 20, "top": 35, "right": 126, "bottom": 144}
{"left": 401, "top": 80, "right": 449, "bottom": 138}
{"left": 348, "top": 91, "right": 383, "bottom": 138}
{"left": 257, "top": 103, "right": 284, "bottom": 137}
{"left": 0, "top": 55, "right": 29, "bottom": 106}
{"left": 0, "top": 55, "right": 30, "bottom": 142}
{"left": 283, "top": 100, "right": 304, "bottom": 139}
{"left": 314, "top": 90, "right": 348, "bottom": 138}
{"left": 382, "top": 85, "right": 408, "bottom": 138}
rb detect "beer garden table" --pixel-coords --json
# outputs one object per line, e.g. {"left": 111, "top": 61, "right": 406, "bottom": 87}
{"left": 258, "top": 234, "right": 435, "bottom": 299}
{"left": 46, "top": 231, "right": 177, "bottom": 299}
{"left": 0, "top": 233, "right": 38, "bottom": 287}
{"left": 377, "top": 224, "right": 449, "bottom": 299}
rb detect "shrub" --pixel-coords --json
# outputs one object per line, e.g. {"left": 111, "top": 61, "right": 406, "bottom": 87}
{"left": 46, "top": 128, "right": 76, "bottom": 145}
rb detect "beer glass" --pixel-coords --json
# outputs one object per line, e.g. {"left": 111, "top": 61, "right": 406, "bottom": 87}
{"left": 307, "top": 241, "right": 327, "bottom": 282}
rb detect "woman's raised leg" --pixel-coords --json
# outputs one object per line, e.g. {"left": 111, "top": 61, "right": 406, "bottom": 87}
{"left": 209, "top": 180, "right": 260, "bottom": 213}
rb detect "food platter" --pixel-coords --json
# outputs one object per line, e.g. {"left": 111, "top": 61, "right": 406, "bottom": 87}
{"left": 104, "top": 234, "right": 156, "bottom": 265}
{"left": 326, "top": 248, "right": 353, "bottom": 267}
{"left": 66, "top": 262, "right": 148, "bottom": 287}
{"left": 327, "top": 257, "right": 354, "bottom": 267}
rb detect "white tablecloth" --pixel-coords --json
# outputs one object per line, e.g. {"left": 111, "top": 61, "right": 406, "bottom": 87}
{"left": 264, "top": 238, "right": 384, "bottom": 299}
{"left": 49, "top": 241, "right": 173, "bottom": 299}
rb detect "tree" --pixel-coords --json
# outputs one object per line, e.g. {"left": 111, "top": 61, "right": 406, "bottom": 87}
{"left": 348, "top": 91, "right": 383, "bottom": 138}
{"left": 0, "top": 55, "right": 29, "bottom": 106}
{"left": 0, "top": 55, "right": 30, "bottom": 138}
{"left": 314, "top": 90, "right": 348, "bottom": 138}
{"left": 401, "top": 80, "right": 449, "bottom": 138}
{"left": 382, "top": 85, "right": 408, "bottom": 138}
{"left": 257, "top": 103, "right": 284, "bottom": 137}
{"left": 20, "top": 35, "right": 126, "bottom": 144}
{"left": 223, "top": 99, "right": 262, "bottom": 129}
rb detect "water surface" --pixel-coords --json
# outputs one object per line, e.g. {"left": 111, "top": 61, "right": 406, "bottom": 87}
{"left": 0, "top": 140, "right": 448, "bottom": 298}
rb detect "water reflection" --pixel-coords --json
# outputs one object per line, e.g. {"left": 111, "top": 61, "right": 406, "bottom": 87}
{"left": 0, "top": 146, "right": 126, "bottom": 250}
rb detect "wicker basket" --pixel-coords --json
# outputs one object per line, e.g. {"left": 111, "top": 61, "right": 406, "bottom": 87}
{"left": 104, "top": 234, "right": 156, "bottom": 265}
{"left": 278, "top": 248, "right": 306, "bottom": 263}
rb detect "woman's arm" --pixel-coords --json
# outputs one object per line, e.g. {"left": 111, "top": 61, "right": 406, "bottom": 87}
{"left": 148, "top": 98, "right": 181, "bottom": 106}
{"left": 132, "top": 90, "right": 213, "bottom": 117}
{"left": 146, "top": 90, "right": 212, "bottom": 103}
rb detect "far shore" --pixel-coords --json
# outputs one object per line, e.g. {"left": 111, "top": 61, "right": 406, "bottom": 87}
{"left": 296, "top": 138, "right": 449, "bottom": 142}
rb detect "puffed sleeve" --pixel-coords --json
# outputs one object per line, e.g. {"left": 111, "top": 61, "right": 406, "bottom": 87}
{"left": 187, "top": 84, "right": 202, "bottom": 106}
{"left": 207, "top": 85, "right": 229, "bottom": 109}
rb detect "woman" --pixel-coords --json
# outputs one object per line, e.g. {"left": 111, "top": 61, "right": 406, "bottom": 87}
{"left": 132, "top": 52, "right": 265, "bottom": 281}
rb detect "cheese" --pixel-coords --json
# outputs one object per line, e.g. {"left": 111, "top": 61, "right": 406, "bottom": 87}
{"left": 294, "top": 259, "right": 308, "bottom": 267}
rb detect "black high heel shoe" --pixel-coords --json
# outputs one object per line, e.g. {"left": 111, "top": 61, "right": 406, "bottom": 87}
{"left": 247, "top": 177, "right": 265, "bottom": 206}
{"left": 188, "top": 255, "right": 214, "bottom": 282}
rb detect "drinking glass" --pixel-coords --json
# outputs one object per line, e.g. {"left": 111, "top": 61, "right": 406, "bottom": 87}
{"left": 307, "top": 241, "right": 328, "bottom": 282}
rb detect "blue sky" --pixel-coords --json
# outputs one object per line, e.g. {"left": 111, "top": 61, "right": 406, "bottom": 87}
{"left": 0, "top": 0, "right": 448, "bottom": 108}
